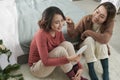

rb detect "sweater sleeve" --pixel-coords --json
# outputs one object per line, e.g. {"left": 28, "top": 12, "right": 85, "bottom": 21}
{"left": 84, "top": 21, "right": 114, "bottom": 44}
{"left": 67, "top": 16, "right": 87, "bottom": 38}
{"left": 35, "top": 31, "right": 69, "bottom": 66}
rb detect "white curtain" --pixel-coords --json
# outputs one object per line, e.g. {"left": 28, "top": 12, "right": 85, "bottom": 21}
{"left": 0, "top": 0, "right": 24, "bottom": 61}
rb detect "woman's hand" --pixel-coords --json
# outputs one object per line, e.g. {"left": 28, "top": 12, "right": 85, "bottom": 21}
{"left": 81, "top": 30, "right": 92, "bottom": 40}
{"left": 66, "top": 17, "right": 75, "bottom": 38}
{"left": 66, "top": 17, "right": 74, "bottom": 30}
{"left": 72, "top": 69, "right": 83, "bottom": 80}
{"left": 67, "top": 54, "right": 81, "bottom": 62}
{"left": 66, "top": 17, "right": 73, "bottom": 24}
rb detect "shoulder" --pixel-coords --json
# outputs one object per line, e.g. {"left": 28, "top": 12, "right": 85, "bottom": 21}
{"left": 34, "top": 29, "right": 48, "bottom": 39}
{"left": 104, "top": 20, "right": 114, "bottom": 29}
{"left": 36, "top": 29, "right": 47, "bottom": 36}
{"left": 101, "top": 20, "right": 114, "bottom": 33}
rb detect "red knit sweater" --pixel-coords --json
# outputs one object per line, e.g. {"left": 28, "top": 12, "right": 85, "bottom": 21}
{"left": 28, "top": 29, "right": 69, "bottom": 66}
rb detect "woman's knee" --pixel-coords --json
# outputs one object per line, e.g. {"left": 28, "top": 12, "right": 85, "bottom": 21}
{"left": 84, "top": 37, "right": 94, "bottom": 43}
{"left": 49, "top": 46, "right": 68, "bottom": 57}
{"left": 56, "top": 46, "right": 69, "bottom": 57}
{"left": 60, "top": 41, "right": 73, "bottom": 47}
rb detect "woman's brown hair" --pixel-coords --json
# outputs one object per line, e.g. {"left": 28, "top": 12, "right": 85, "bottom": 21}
{"left": 95, "top": 2, "right": 116, "bottom": 32}
{"left": 95, "top": 2, "right": 116, "bottom": 24}
{"left": 38, "top": 6, "right": 66, "bottom": 32}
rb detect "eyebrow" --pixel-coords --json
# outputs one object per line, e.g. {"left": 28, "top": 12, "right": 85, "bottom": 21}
{"left": 96, "top": 9, "right": 106, "bottom": 17}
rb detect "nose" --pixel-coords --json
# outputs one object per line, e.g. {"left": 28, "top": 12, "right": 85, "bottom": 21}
{"left": 95, "top": 14, "right": 100, "bottom": 20}
{"left": 59, "top": 21, "right": 64, "bottom": 27}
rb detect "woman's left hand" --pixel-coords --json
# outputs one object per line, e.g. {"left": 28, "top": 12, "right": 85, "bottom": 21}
{"left": 81, "top": 30, "right": 92, "bottom": 40}
{"left": 72, "top": 69, "right": 83, "bottom": 80}
{"left": 66, "top": 16, "right": 73, "bottom": 24}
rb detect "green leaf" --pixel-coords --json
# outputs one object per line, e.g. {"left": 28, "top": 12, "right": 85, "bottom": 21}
{"left": 18, "top": 77, "right": 24, "bottom": 80}
{"left": 0, "top": 40, "right": 3, "bottom": 45}
{"left": 10, "top": 74, "right": 23, "bottom": 78}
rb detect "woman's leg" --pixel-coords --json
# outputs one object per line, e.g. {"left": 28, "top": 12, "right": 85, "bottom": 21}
{"left": 100, "top": 58, "right": 109, "bottom": 80}
{"left": 30, "top": 46, "right": 73, "bottom": 78}
{"left": 82, "top": 37, "right": 98, "bottom": 80}
{"left": 49, "top": 46, "right": 73, "bottom": 73}
{"left": 81, "top": 37, "right": 97, "bottom": 63}
{"left": 60, "top": 41, "right": 82, "bottom": 72}
{"left": 95, "top": 42, "right": 109, "bottom": 80}
{"left": 95, "top": 42, "right": 109, "bottom": 60}
{"left": 59, "top": 41, "right": 76, "bottom": 57}
{"left": 58, "top": 41, "right": 76, "bottom": 79}
{"left": 87, "top": 62, "right": 98, "bottom": 80}
{"left": 59, "top": 41, "right": 88, "bottom": 80}
{"left": 30, "top": 60, "right": 55, "bottom": 78}
{"left": 49, "top": 45, "right": 76, "bottom": 80}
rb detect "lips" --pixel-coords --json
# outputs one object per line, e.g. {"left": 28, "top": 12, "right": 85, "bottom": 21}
{"left": 57, "top": 27, "right": 62, "bottom": 31}
{"left": 92, "top": 17, "right": 98, "bottom": 23}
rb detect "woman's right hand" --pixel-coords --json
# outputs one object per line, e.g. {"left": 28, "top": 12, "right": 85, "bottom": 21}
{"left": 67, "top": 54, "right": 81, "bottom": 62}
{"left": 66, "top": 17, "right": 75, "bottom": 35}
{"left": 66, "top": 17, "right": 73, "bottom": 24}
{"left": 73, "top": 69, "right": 83, "bottom": 80}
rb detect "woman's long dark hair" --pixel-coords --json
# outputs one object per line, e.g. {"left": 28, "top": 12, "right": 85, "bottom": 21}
{"left": 95, "top": 2, "right": 116, "bottom": 24}
{"left": 38, "top": 6, "right": 66, "bottom": 32}
{"left": 95, "top": 2, "right": 116, "bottom": 32}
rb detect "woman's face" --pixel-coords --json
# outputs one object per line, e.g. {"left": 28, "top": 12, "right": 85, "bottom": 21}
{"left": 51, "top": 14, "right": 65, "bottom": 32}
{"left": 92, "top": 5, "right": 107, "bottom": 24}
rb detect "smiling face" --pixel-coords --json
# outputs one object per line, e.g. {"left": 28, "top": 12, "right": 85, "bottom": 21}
{"left": 51, "top": 14, "right": 65, "bottom": 32}
{"left": 92, "top": 5, "right": 107, "bottom": 24}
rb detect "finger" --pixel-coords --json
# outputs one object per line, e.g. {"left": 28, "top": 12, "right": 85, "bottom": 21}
{"left": 66, "top": 17, "right": 70, "bottom": 20}
{"left": 75, "top": 76, "right": 80, "bottom": 80}
{"left": 75, "top": 72, "right": 79, "bottom": 77}
{"left": 78, "top": 54, "right": 81, "bottom": 57}
{"left": 66, "top": 17, "right": 72, "bottom": 23}
{"left": 75, "top": 70, "right": 82, "bottom": 77}
{"left": 66, "top": 19, "right": 72, "bottom": 23}
{"left": 72, "top": 77, "right": 75, "bottom": 80}
{"left": 73, "top": 76, "right": 77, "bottom": 80}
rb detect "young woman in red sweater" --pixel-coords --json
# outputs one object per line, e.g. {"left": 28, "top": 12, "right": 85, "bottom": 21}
{"left": 28, "top": 6, "right": 87, "bottom": 80}
{"left": 66, "top": 2, "right": 116, "bottom": 80}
